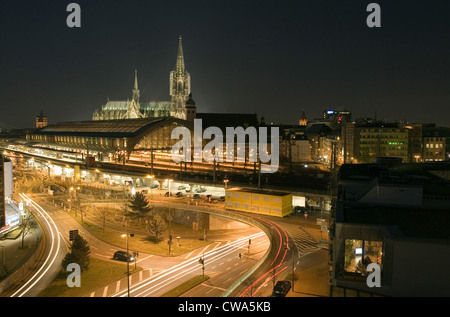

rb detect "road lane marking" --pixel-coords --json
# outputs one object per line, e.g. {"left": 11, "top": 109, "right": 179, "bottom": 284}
{"left": 116, "top": 280, "right": 121, "bottom": 293}
{"left": 113, "top": 232, "right": 266, "bottom": 297}
{"left": 102, "top": 286, "right": 109, "bottom": 297}
{"left": 137, "top": 255, "right": 153, "bottom": 263}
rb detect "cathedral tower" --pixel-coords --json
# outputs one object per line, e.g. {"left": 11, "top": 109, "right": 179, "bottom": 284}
{"left": 170, "top": 36, "right": 191, "bottom": 119}
{"left": 299, "top": 110, "right": 307, "bottom": 126}
{"left": 36, "top": 109, "right": 48, "bottom": 128}
{"left": 126, "top": 70, "right": 143, "bottom": 119}
{"left": 132, "top": 69, "right": 140, "bottom": 102}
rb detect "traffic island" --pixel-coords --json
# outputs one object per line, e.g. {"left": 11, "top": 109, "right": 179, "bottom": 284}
{"left": 161, "top": 275, "right": 210, "bottom": 297}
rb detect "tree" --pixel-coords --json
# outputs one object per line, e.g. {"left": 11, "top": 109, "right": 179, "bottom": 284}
{"left": 97, "top": 207, "right": 111, "bottom": 232}
{"left": 62, "top": 234, "right": 91, "bottom": 273}
{"left": 129, "top": 192, "right": 152, "bottom": 214}
{"left": 147, "top": 214, "right": 167, "bottom": 243}
{"left": 18, "top": 211, "right": 35, "bottom": 249}
{"left": 128, "top": 192, "right": 153, "bottom": 227}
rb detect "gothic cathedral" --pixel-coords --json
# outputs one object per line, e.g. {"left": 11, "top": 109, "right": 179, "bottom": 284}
{"left": 92, "top": 36, "right": 196, "bottom": 121}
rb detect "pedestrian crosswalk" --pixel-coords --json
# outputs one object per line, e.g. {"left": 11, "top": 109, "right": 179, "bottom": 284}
{"left": 88, "top": 268, "right": 162, "bottom": 297}
{"left": 284, "top": 226, "right": 323, "bottom": 257}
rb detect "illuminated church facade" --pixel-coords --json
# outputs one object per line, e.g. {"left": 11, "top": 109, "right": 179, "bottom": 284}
{"left": 92, "top": 36, "right": 196, "bottom": 122}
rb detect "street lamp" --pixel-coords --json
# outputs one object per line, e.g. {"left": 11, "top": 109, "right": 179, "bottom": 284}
{"left": 165, "top": 179, "right": 173, "bottom": 195}
{"left": 223, "top": 179, "right": 229, "bottom": 190}
{"left": 121, "top": 233, "right": 134, "bottom": 297}
{"left": 285, "top": 243, "right": 296, "bottom": 292}
{"left": 146, "top": 175, "right": 155, "bottom": 198}
{"left": 165, "top": 179, "right": 173, "bottom": 233}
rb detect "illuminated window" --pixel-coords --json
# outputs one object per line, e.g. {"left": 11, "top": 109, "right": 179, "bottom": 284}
{"left": 344, "top": 239, "right": 383, "bottom": 275}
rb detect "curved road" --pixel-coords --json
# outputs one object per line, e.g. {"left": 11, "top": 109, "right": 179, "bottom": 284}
{"left": 8, "top": 193, "right": 67, "bottom": 297}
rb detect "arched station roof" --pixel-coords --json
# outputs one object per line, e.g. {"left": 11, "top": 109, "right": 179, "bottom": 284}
{"left": 27, "top": 117, "right": 194, "bottom": 153}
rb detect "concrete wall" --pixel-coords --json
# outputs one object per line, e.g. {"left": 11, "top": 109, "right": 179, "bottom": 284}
{"left": 359, "top": 185, "right": 423, "bottom": 206}
{"left": 390, "top": 239, "right": 450, "bottom": 296}
{"left": 209, "top": 214, "right": 252, "bottom": 230}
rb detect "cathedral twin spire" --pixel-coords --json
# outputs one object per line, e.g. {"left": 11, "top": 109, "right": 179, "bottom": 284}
{"left": 170, "top": 35, "right": 191, "bottom": 114}
{"left": 176, "top": 35, "right": 186, "bottom": 75}
{"left": 132, "top": 69, "right": 140, "bottom": 102}
{"left": 121, "top": 36, "right": 192, "bottom": 120}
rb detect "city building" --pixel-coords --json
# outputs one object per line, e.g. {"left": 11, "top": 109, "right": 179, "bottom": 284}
{"left": 279, "top": 134, "right": 312, "bottom": 164}
{"left": 422, "top": 124, "right": 450, "bottom": 162}
{"left": 399, "top": 123, "right": 422, "bottom": 163}
{"left": 342, "top": 121, "right": 409, "bottom": 164}
{"left": 330, "top": 159, "right": 450, "bottom": 296}
{"left": 92, "top": 36, "right": 193, "bottom": 121}
{"left": 317, "top": 135, "right": 343, "bottom": 170}
{"left": 322, "top": 109, "right": 352, "bottom": 124}
{"left": 225, "top": 187, "right": 292, "bottom": 218}
{"left": 423, "top": 136, "right": 446, "bottom": 162}
{"left": 0, "top": 154, "right": 18, "bottom": 233}
{"left": 0, "top": 155, "right": 4, "bottom": 228}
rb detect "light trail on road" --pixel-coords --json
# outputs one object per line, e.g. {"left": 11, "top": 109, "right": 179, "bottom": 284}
{"left": 237, "top": 214, "right": 291, "bottom": 297}
{"left": 113, "top": 231, "right": 267, "bottom": 297}
{"left": 10, "top": 193, "right": 62, "bottom": 297}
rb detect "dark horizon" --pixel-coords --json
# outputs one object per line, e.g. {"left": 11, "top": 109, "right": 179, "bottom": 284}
{"left": 1, "top": 0, "right": 450, "bottom": 129}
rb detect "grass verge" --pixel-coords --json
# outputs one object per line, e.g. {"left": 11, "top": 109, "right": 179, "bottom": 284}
{"left": 160, "top": 275, "right": 210, "bottom": 297}
{"left": 38, "top": 257, "right": 142, "bottom": 297}
{"left": 77, "top": 219, "right": 211, "bottom": 256}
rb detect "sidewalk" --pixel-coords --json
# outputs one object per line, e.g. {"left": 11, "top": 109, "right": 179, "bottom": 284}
{"left": 0, "top": 225, "right": 43, "bottom": 293}
{"left": 286, "top": 215, "right": 331, "bottom": 298}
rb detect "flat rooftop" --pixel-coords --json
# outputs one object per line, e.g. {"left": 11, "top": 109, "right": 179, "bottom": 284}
{"left": 337, "top": 201, "right": 450, "bottom": 241}
{"left": 226, "top": 187, "right": 292, "bottom": 197}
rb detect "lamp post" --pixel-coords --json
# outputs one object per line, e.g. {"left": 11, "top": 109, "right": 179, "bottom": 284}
{"left": 286, "top": 243, "right": 296, "bottom": 292}
{"left": 146, "top": 175, "right": 154, "bottom": 198}
{"left": 165, "top": 179, "right": 173, "bottom": 233}
{"left": 223, "top": 179, "right": 229, "bottom": 190}
{"left": 121, "top": 233, "right": 134, "bottom": 297}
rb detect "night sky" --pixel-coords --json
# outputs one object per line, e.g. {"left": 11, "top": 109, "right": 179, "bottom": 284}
{"left": 1, "top": 0, "right": 450, "bottom": 129}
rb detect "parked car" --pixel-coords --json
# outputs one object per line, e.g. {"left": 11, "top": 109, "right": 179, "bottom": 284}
{"left": 271, "top": 280, "right": 291, "bottom": 297}
{"left": 113, "top": 251, "right": 135, "bottom": 262}
{"left": 149, "top": 184, "right": 159, "bottom": 189}
{"left": 178, "top": 186, "right": 186, "bottom": 190}
{"left": 294, "top": 206, "right": 308, "bottom": 214}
